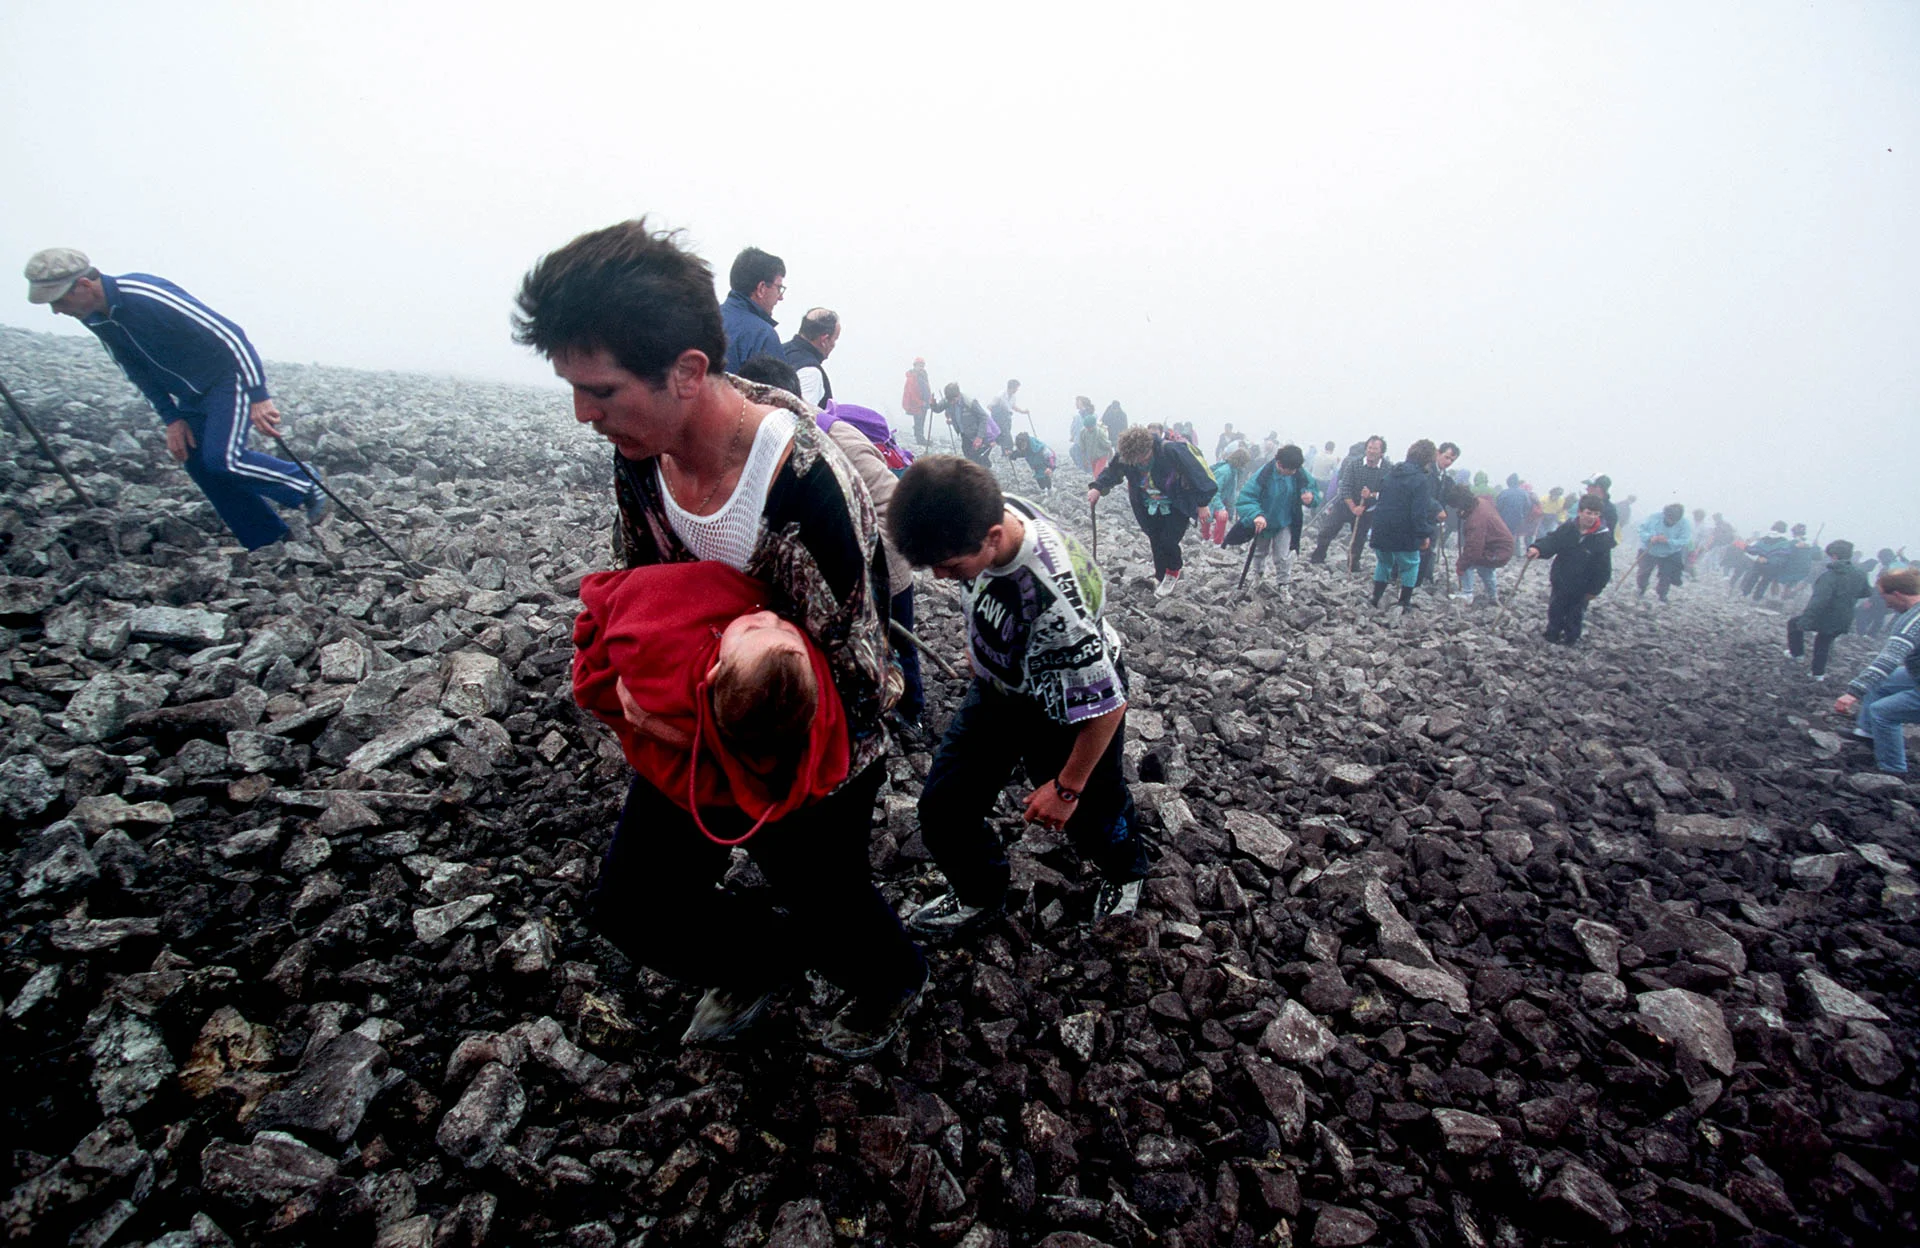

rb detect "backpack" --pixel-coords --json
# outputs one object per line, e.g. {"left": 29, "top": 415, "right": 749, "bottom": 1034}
{"left": 1161, "top": 438, "right": 1217, "bottom": 512}
{"left": 980, "top": 413, "right": 1001, "bottom": 446}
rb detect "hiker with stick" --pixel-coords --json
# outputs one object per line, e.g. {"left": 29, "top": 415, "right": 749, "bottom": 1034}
{"left": 24, "top": 248, "right": 331, "bottom": 550}
{"left": 1418, "top": 441, "right": 1461, "bottom": 593}
{"left": 1233, "top": 443, "right": 1318, "bottom": 599}
{"left": 1525, "top": 494, "right": 1614, "bottom": 644}
{"left": 1307, "top": 436, "right": 1387, "bottom": 570}
{"left": 1633, "top": 504, "right": 1693, "bottom": 602}
{"left": 1369, "top": 439, "right": 1440, "bottom": 614}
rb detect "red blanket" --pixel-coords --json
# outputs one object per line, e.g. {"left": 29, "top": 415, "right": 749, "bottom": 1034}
{"left": 571, "top": 564, "right": 849, "bottom": 840}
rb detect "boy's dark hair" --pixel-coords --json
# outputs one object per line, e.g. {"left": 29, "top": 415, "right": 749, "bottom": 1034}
{"left": 1438, "top": 441, "right": 1461, "bottom": 458}
{"left": 1577, "top": 495, "right": 1605, "bottom": 514}
{"left": 889, "top": 455, "right": 1005, "bottom": 567}
{"left": 1276, "top": 444, "right": 1305, "bottom": 471}
{"left": 513, "top": 219, "right": 727, "bottom": 385}
{"left": 1406, "top": 438, "right": 1437, "bottom": 467}
{"left": 798, "top": 307, "right": 839, "bottom": 340}
{"left": 734, "top": 354, "right": 802, "bottom": 394}
{"left": 711, "top": 647, "right": 815, "bottom": 793}
{"left": 1826, "top": 540, "right": 1854, "bottom": 561}
{"left": 728, "top": 246, "right": 785, "bottom": 297}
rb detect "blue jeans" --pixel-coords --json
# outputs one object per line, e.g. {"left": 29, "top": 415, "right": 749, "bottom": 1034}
{"left": 1465, "top": 566, "right": 1497, "bottom": 602}
{"left": 1858, "top": 668, "right": 1920, "bottom": 774}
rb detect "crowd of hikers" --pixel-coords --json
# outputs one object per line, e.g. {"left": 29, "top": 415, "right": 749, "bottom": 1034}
{"left": 22, "top": 225, "right": 1919, "bottom": 1061}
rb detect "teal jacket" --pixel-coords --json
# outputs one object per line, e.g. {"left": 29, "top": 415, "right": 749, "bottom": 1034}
{"left": 1637, "top": 513, "right": 1694, "bottom": 555}
{"left": 1209, "top": 459, "right": 1243, "bottom": 512}
{"left": 1236, "top": 460, "right": 1320, "bottom": 532}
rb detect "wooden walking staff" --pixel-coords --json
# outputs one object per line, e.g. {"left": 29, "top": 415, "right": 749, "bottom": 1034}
{"left": 0, "top": 375, "right": 92, "bottom": 506}
{"left": 1089, "top": 496, "right": 1099, "bottom": 561}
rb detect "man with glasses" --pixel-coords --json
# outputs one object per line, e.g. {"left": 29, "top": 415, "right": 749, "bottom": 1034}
{"left": 1833, "top": 568, "right": 1920, "bottom": 779}
{"left": 720, "top": 246, "right": 786, "bottom": 372}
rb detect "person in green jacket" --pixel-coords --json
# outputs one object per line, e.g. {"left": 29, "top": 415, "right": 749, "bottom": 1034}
{"left": 1206, "top": 447, "right": 1252, "bottom": 544}
{"left": 1235, "top": 444, "right": 1318, "bottom": 594}
{"left": 1787, "top": 540, "right": 1872, "bottom": 679}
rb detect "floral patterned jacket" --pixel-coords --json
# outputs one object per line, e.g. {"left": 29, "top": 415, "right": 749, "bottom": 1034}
{"left": 610, "top": 377, "right": 899, "bottom": 781}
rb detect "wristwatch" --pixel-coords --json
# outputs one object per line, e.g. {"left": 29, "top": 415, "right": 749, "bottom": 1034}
{"left": 1053, "top": 780, "right": 1081, "bottom": 803}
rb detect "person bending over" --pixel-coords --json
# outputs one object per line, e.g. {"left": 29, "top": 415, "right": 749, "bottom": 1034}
{"left": 888, "top": 456, "right": 1149, "bottom": 938}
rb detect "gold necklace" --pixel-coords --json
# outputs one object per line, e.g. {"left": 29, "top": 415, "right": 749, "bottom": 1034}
{"left": 675, "top": 391, "right": 748, "bottom": 514}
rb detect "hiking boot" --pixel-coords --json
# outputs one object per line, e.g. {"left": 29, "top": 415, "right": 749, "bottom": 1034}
{"left": 1092, "top": 878, "right": 1143, "bottom": 922}
{"left": 906, "top": 890, "right": 1002, "bottom": 938}
{"left": 302, "top": 489, "right": 333, "bottom": 526}
{"left": 681, "top": 986, "right": 776, "bottom": 1045}
{"left": 821, "top": 965, "right": 928, "bottom": 1060}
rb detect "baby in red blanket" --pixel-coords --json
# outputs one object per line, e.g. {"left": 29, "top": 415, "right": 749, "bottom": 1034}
{"left": 571, "top": 563, "right": 850, "bottom": 842}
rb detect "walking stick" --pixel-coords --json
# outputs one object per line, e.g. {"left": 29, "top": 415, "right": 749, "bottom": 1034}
{"left": 889, "top": 620, "right": 962, "bottom": 680}
{"left": 1346, "top": 503, "right": 1367, "bottom": 572}
{"left": 0, "top": 376, "right": 93, "bottom": 506}
{"left": 1235, "top": 531, "right": 1261, "bottom": 592}
{"left": 1090, "top": 496, "right": 1099, "bottom": 561}
{"left": 1491, "top": 554, "right": 1533, "bottom": 631}
{"left": 1608, "top": 551, "right": 1645, "bottom": 599}
{"left": 269, "top": 432, "right": 428, "bottom": 576}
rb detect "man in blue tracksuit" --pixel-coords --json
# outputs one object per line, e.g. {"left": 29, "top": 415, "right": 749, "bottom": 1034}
{"left": 25, "top": 248, "right": 324, "bottom": 550}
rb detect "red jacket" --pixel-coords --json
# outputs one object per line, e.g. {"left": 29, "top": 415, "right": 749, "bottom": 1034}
{"left": 571, "top": 564, "right": 849, "bottom": 842}
{"left": 1458, "top": 497, "right": 1515, "bottom": 570}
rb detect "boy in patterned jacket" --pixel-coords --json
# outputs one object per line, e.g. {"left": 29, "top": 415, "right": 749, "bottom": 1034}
{"left": 888, "top": 456, "right": 1150, "bottom": 937}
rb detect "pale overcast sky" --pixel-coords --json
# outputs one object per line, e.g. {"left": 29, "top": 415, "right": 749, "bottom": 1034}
{"left": 4, "top": 2, "right": 1915, "bottom": 550}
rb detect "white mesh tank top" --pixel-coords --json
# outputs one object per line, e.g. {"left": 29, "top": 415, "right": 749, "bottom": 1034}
{"left": 658, "top": 409, "right": 796, "bottom": 570}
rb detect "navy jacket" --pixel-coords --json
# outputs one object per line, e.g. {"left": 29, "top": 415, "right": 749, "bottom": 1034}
{"left": 782, "top": 335, "right": 833, "bottom": 404}
{"left": 1532, "top": 521, "right": 1614, "bottom": 597}
{"left": 720, "top": 291, "right": 781, "bottom": 373}
{"left": 1369, "top": 461, "right": 1437, "bottom": 552}
{"left": 81, "top": 273, "right": 270, "bottom": 423}
{"left": 1795, "top": 560, "right": 1871, "bottom": 635}
{"left": 1495, "top": 486, "right": 1534, "bottom": 534}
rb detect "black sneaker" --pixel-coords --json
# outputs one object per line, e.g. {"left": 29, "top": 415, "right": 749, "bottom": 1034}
{"left": 821, "top": 965, "right": 928, "bottom": 1059}
{"left": 1092, "top": 878, "right": 1143, "bottom": 922}
{"left": 906, "top": 890, "right": 1002, "bottom": 938}
{"left": 681, "top": 986, "right": 775, "bottom": 1045}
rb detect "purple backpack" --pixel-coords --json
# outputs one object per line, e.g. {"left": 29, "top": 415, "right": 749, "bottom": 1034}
{"left": 817, "top": 401, "right": 915, "bottom": 474}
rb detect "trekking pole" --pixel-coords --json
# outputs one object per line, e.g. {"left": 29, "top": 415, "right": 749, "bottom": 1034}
{"left": 1090, "top": 497, "right": 1099, "bottom": 561}
{"left": 1608, "top": 552, "right": 1644, "bottom": 599}
{"left": 1346, "top": 504, "right": 1366, "bottom": 573}
{"left": 1491, "top": 555, "right": 1533, "bottom": 631}
{"left": 0, "top": 376, "right": 93, "bottom": 506}
{"left": 268, "top": 432, "right": 428, "bottom": 576}
{"left": 1235, "top": 532, "right": 1260, "bottom": 592}
{"left": 889, "top": 620, "right": 962, "bottom": 681}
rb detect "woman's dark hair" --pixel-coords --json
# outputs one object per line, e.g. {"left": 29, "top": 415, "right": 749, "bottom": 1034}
{"left": 1276, "top": 444, "right": 1305, "bottom": 471}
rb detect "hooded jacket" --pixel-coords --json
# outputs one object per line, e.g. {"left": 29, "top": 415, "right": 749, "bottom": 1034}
{"left": 1458, "top": 497, "right": 1515, "bottom": 570}
{"left": 1794, "top": 559, "right": 1871, "bottom": 636}
{"left": 572, "top": 563, "right": 849, "bottom": 838}
{"left": 1636, "top": 512, "right": 1694, "bottom": 557}
{"left": 1369, "top": 460, "right": 1438, "bottom": 552}
{"left": 1495, "top": 485, "right": 1534, "bottom": 536}
{"left": 1531, "top": 519, "right": 1614, "bottom": 597}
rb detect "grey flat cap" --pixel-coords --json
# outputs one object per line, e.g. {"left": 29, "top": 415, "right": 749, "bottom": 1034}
{"left": 25, "top": 248, "right": 92, "bottom": 304}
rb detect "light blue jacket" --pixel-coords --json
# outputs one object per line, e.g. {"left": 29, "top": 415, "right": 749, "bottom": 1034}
{"left": 1637, "top": 513, "right": 1694, "bottom": 555}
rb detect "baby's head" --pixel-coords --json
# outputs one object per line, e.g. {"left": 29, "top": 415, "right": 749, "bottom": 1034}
{"left": 708, "top": 610, "right": 818, "bottom": 785}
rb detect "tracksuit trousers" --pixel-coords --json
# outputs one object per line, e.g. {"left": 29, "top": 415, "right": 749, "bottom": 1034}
{"left": 178, "top": 376, "right": 317, "bottom": 549}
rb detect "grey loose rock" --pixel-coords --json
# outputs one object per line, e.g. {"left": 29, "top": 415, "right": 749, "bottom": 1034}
{"left": 318, "top": 639, "right": 369, "bottom": 682}
{"left": 129, "top": 606, "right": 230, "bottom": 646}
{"left": 1571, "top": 918, "right": 1622, "bottom": 975}
{"left": 88, "top": 1010, "right": 175, "bottom": 1115}
{"left": 1431, "top": 1107, "right": 1503, "bottom": 1156}
{"left": 1323, "top": 762, "right": 1377, "bottom": 793}
{"left": 1636, "top": 988, "right": 1736, "bottom": 1076}
{"left": 1366, "top": 958, "right": 1470, "bottom": 1014}
{"left": 200, "top": 1131, "right": 338, "bottom": 1207}
{"left": 0, "top": 754, "right": 60, "bottom": 820}
{"left": 1652, "top": 812, "right": 1757, "bottom": 852}
{"left": 1790, "top": 852, "right": 1848, "bottom": 891}
{"left": 1225, "top": 809, "right": 1295, "bottom": 872}
{"left": 14, "top": 822, "right": 99, "bottom": 899}
{"left": 61, "top": 672, "right": 168, "bottom": 743}
{"left": 413, "top": 893, "right": 493, "bottom": 943}
{"left": 440, "top": 650, "right": 509, "bottom": 719}
{"left": 1259, "top": 999, "right": 1337, "bottom": 1065}
{"left": 1541, "top": 1160, "right": 1629, "bottom": 1234}
{"left": 252, "top": 1032, "right": 389, "bottom": 1145}
{"left": 1311, "top": 1206, "right": 1378, "bottom": 1246}
{"left": 348, "top": 708, "right": 457, "bottom": 773}
{"left": 1798, "top": 969, "right": 1889, "bottom": 1022}
{"left": 436, "top": 1062, "right": 525, "bottom": 1168}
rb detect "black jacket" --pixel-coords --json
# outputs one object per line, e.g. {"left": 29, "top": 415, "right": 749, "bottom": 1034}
{"left": 781, "top": 336, "right": 832, "bottom": 404}
{"left": 1531, "top": 521, "right": 1614, "bottom": 597}
{"left": 1092, "top": 435, "right": 1213, "bottom": 529}
{"left": 1369, "top": 460, "right": 1437, "bottom": 552}
{"left": 1794, "top": 560, "right": 1871, "bottom": 635}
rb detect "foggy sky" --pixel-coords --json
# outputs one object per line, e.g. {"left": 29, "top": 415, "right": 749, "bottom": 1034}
{"left": 4, "top": 3, "right": 1915, "bottom": 552}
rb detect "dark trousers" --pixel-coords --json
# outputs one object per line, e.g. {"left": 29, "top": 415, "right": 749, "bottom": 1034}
{"left": 1636, "top": 553, "right": 1685, "bottom": 599}
{"left": 891, "top": 586, "right": 924, "bottom": 721}
{"left": 919, "top": 681, "right": 1147, "bottom": 907}
{"left": 588, "top": 762, "right": 924, "bottom": 999}
{"left": 1142, "top": 510, "right": 1190, "bottom": 578}
{"left": 1742, "top": 568, "right": 1780, "bottom": 599}
{"left": 1786, "top": 619, "right": 1837, "bottom": 675}
{"left": 178, "top": 377, "right": 316, "bottom": 550}
{"left": 1309, "top": 507, "right": 1371, "bottom": 568}
{"left": 1545, "top": 589, "right": 1589, "bottom": 644}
